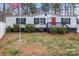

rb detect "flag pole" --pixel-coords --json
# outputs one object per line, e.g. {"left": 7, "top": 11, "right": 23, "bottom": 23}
{"left": 19, "top": 3, "right": 22, "bottom": 41}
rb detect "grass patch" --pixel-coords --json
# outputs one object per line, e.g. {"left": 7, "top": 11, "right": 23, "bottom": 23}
{"left": 24, "top": 35, "right": 44, "bottom": 44}
{"left": 4, "top": 48, "right": 20, "bottom": 56}
{"left": 0, "top": 37, "right": 19, "bottom": 48}
{"left": 57, "top": 40, "right": 75, "bottom": 49}
{"left": 69, "top": 36, "right": 79, "bottom": 41}
{"left": 65, "top": 49, "right": 79, "bottom": 56}
{"left": 43, "top": 40, "right": 54, "bottom": 49}
{"left": 1, "top": 32, "right": 79, "bottom": 56}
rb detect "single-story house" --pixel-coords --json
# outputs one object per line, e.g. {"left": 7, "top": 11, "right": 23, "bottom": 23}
{"left": 5, "top": 12, "right": 79, "bottom": 32}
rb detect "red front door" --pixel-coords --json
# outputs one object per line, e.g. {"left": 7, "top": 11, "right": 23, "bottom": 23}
{"left": 52, "top": 17, "right": 56, "bottom": 25}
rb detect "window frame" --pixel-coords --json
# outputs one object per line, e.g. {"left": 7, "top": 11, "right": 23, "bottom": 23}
{"left": 39, "top": 18, "right": 45, "bottom": 25}
{"left": 61, "top": 18, "right": 71, "bottom": 24}
{"left": 34, "top": 18, "right": 46, "bottom": 25}
{"left": 16, "top": 18, "right": 26, "bottom": 24}
{"left": 34, "top": 18, "right": 39, "bottom": 24}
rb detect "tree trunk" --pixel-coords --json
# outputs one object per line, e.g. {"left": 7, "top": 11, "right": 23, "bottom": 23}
{"left": 2, "top": 3, "right": 5, "bottom": 22}
{"left": 72, "top": 4, "right": 75, "bottom": 15}
{"left": 65, "top": 3, "right": 66, "bottom": 15}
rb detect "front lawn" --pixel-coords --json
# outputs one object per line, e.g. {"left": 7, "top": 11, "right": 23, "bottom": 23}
{"left": 0, "top": 32, "right": 79, "bottom": 56}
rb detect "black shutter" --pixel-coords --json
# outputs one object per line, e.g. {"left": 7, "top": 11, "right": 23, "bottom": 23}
{"left": 69, "top": 18, "right": 71, "bottom": 24}
{"left": 24, "top": 18, "right": 26, "bottom": 24}
{"left": 16, "top": 18, "right": 18, "bottom": 24}
{"left": 44, "top": 18, "right": 45, "bottom": 24}
{"left": 34, "top": 18, "right": 35, "bottom": 24}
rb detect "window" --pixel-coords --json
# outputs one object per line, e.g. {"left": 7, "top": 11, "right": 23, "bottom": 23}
{"left": 34, "top": 18, "right": 39, "bottom": 24}
{"left": 61, "top": 18, "right": 70, "bottom": 24}
{"left": 40, "top": 18, "right": 45, "bottom": 25}
{"left": 77, "top": 18, "right": 79, "bottom": 24}
{"left": 34, "top": 18, "right": 45, "bottom": 25}
{"left": 16, "top": 18, "right": 26, "bottom": 24}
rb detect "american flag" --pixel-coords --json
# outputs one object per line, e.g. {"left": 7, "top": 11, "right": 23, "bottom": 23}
{"left": 9, "top": 3, "right": 20, "bottom": 9}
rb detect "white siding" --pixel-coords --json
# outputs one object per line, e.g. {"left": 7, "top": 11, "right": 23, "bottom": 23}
{"left": 26, "top": 17, "right": 34, "bottom": 24}
{"left": 0, "top": 22, "right": 6, "bottom": 39}
{"left": 6, "top": 17, "right": 17, "bottom": 27}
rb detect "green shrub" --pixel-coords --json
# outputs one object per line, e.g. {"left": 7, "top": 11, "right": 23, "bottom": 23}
{"left": 52, "top": 27, "right": 57, "bottom": 34}
{"left": 49, "top": 26, "right": 57, "bottom": 34}
{"left": 66, "top": 29, "right": 69, "bottom": 33}
{"left": 58, "top": 27, "right": 67, "bottom": 34}
{"left": 49, "top": 26, "right": 67, "bottom": 34}
{"left": 6, "top": 26, "right": 12, "bottom": 32}
{"left": 25, "top": 24, "right": 35, "bottom": 33}
{"left": 4, "top": 48, "right": 19, "bottom": 56}
{"left": 13, "top": 24, "right": 20, "bottom": 32}
{"left": 56, "top": 27, "right": 60, "bottom": 33}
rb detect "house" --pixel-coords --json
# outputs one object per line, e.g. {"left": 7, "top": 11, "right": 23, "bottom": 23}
{"left": 6, "top": 12, "right": 78, "bottom": 32}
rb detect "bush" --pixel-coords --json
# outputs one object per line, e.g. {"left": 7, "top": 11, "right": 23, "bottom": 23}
{"left": 6, "top": 26, "right": 12, "bottom": 32}
{"left": 52, "top": 27, "right": 57, "bottom": 34}
{"left": 25, "top": 24, "right": 35, "bottom": 33}
{"left": 49, "top": 26, "right": 67, "bottom": 34}
{"left": 66, "top": 29, "right": 69, "bottom": 33}
{"left": 56, "top": 27, "right": 60, "bottom": 33}
{"left": 13, "top": 24, "right": 20, "bottom": 32}
{"left": 58, "top": 27, "right": 67, "bottom": 34}
{"left": 49, "top": 26, "right": 57, "bottom": 34}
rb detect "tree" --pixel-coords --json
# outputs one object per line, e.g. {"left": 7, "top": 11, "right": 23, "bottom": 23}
{"left": 0, "top": 11, "right": 3, "bottom": 21}
{"left": 64, "top": 3, "right": 68, "bottom": 15}
{"left": 41, "top": 3, "right": 50, "bottom": 12}
{"left": 53, "top": 3, "right": 61, "bottom": 15}
{"left": 2, "top": 3, "right": 5, "bottom": 22}
{"left": 64, "top": 3, "right": 75, "bottom": 15}
{"left": 49, "top": 3, "right": 54, "bottom": 13}
{"left": 21, "top": 3, "right": 29, "bottom": 15}
{"left": 71, "top": 3, "right": 75, "bottom": 15}
{"left": 5, "top": 7, "right": 13, "bottom": 16}
{"left": 21, "top": 3, "right": 37, "bottom": 15}
{"left": 28, "top": 3, "right": 37, "bottom": 14}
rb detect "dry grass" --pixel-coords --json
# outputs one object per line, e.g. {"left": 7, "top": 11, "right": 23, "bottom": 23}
{"left": 0, "top": 32, "right": 79, "bottom": 56}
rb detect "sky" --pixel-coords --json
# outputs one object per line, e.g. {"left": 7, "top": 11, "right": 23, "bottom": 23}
{"left": 35, "top": 3, "right": 41, "bottom": 8}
